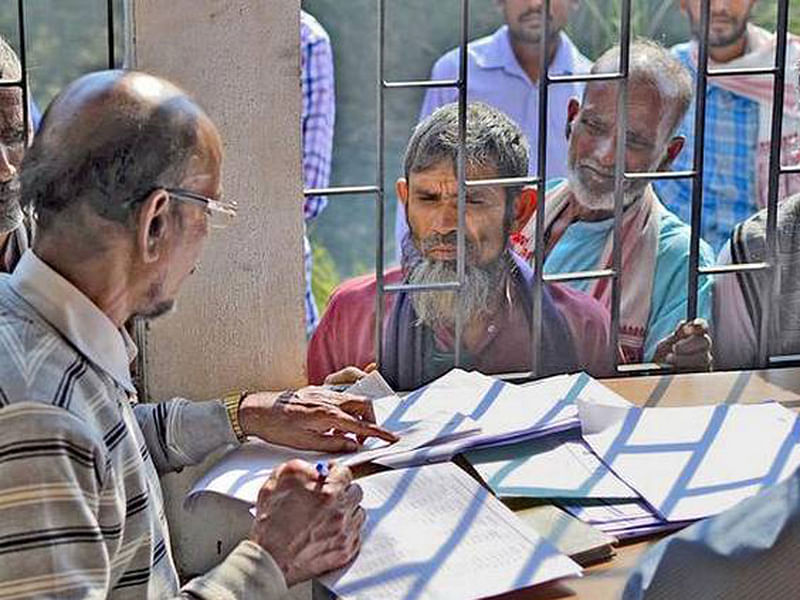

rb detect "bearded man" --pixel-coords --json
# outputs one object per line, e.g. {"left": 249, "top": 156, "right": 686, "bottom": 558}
{"left": 0, "top": 34, "right": 29, "bottom": 272}
{"left": 654, "top": 0, "right": 800, "bottom": 252}
{"left": 513, "top": 40, "right": 715, "bottom": 366}
{"left": 308, "top": 102, "right": 611, "bottom": 391}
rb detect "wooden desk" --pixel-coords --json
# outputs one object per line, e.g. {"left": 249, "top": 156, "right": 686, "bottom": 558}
{"left": 526, "top": 367, "right": 800, "bottom": 599}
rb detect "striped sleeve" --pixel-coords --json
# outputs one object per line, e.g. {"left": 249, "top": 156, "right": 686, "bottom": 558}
{"left": 0, "top": 402, "right": 118, "bottom": 599}
{"left": 133, "top": 398, "right": 238, "bottom": 474}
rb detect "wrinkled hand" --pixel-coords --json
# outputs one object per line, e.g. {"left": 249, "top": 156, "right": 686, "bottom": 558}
{"left": 239, "top": 386, "right": 398, "bottom": 452}
{"left": 250, "top": 460, "right": 365, "bottom": 587}
{"left": 653, "top": 318, "right": 713, "bottom": 371}
{"left": 324, "top": 363, "right": 377, "bottom": 386}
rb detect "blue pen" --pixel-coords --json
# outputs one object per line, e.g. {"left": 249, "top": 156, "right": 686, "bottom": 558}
{"left": 315, "top": 461, "right": 329, "bottom": 479}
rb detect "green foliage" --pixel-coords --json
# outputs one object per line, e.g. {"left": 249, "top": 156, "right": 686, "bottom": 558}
{"left": 311, "top": 235, "right": 342, "bottom": 313}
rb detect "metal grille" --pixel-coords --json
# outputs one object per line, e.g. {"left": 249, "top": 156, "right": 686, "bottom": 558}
{"left": 7, "top": 0, "right": 119, "bottom": 144}
{"left": 306, "top": 0, "right": 794, "bottom": 379}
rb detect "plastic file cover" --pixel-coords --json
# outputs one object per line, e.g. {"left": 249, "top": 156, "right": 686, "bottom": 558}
{"left": 580, "top": 400, "right": 800, "bottom": 522}
{"left": 319, "top": 462, "right": 582, "bottom": 599}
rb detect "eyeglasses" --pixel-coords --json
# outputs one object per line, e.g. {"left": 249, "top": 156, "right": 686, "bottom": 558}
{"left": 164, "top": 187, "right": 238, "bottom": 229}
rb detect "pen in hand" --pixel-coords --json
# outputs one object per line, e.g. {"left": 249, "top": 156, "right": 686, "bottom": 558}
{"left": 316, "top": 461, "right": 329, "bottom": 482}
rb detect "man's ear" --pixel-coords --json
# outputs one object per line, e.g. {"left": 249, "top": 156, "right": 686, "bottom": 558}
{"left": 136, "top": 189, "right": 172, "bottom": 264}
{"left": 512, "top": 186, "right": 538, "bottom": 233}
{"left": 665, "top": 136, "right": 685, "bottom": 164}
{"left": 567, "top": 98, "right": 580, "bottom": 126}
{"left": 396, "top": 177, "right": 409, "bottom": 207}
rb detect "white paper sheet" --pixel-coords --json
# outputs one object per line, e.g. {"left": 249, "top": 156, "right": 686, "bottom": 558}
{"left": 580, "top": 400, "right": 800, "bottom": 522}
{"left": 319, "top": 463, "right": 581, "bottom": 599}
{"left": 187, "top": 415, "right": 467, "bottom": 505}
{"left": 466, "top": 433, "right": 637, "bottom": 499}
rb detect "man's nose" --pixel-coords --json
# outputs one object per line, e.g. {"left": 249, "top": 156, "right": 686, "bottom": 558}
{"left": 0, "top": 145, "right": 17, "bottom": 183}
{"left": 594, "top": 135, "right": 617, "bottom": 169}
{"left": 431, "top": 198, "right": 459, "bottom": 234}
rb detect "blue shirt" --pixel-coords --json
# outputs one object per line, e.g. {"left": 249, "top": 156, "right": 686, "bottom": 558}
{"left": 543, "top": 202, "right": 714, "bottom": 361}
{"left": 654, "top": 43, "right": 760, "bottom": 252}
{"left": 395, "top": 27, "right": 591, "bottom": 257}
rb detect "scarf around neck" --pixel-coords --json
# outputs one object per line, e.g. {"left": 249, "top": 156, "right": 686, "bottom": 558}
{"left": 511, "top": 181, "right": 661, "bottom": 363}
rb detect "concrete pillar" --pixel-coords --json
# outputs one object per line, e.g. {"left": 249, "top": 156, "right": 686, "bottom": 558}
{"left": 130, "top": 0, "right": 306, "bottom": 577}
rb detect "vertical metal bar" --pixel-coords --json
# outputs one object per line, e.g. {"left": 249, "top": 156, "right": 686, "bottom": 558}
{"left": 687, "top": 0, "right": 710, "bottom": 319}
{"left": 374, "top": 0, "right": 386, "bottom": 369}
{"left": 531, "top": 0, "right": 551, "bottom": 377}
{"left": 16, "top": 0, "right": 28, "bottom": 140}
{"left": 758, "top": 0, "right": 790, "bottom": 366}
{"left": 611, "top": 0, "right": 631, "bottom": 368}
{"left": 454, "top": 0, "right": 468, "bottom": 367}
{"left": 107, "top": 0, "right": 116, "bottom": 68}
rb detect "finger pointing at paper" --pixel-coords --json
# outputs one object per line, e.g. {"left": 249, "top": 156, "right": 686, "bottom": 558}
{"left": 238, "top": 387, "right": 399, "bottom": 452}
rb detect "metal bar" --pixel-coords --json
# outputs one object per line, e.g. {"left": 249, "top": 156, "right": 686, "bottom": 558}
{"left": 543, "top": 269, "right": 614, "bottom": 283}
{"left": 707, "top": 66, "right": 778, "bottom": 77}
{"left": 624, "top": 170, "right": 697, "bottom": 181}
{"left": 781, "top": 164, "right": 800, "bottom": 174}
{"left": 548, "top": 72, "right": 625, "bottom": 84}
{"left": 17, "top": 0, "right": 27, "bottom": 146}
{"left": 769, "top": 354, "right": 800, "bottom": 365}
{"left": 453, "top": 0, "right": 468, "bottom": 368}
{"left": 384, "top": 281, "right": 462, "bottom": 293}
{"left": 374, "top": 0, "right": 387, "bottom": 370}
{"left": 686, "top": 0, "right": 710, "bottom": 320}
{"left": 303, "top": 185, "right": 380, "bottom": 196}
{"left": 699, "top": 262, "right": 769, "bottom": 275}
{"left": 616, "top": 362, "right": 672, "bottom": 374}
{"left": 531, "top": 0, "right": 552, "bottom": 378}
{"left": 0, "top": 79, "right": 23, "bottom": 89}
{"left": 382, "top": 78, "right": 459, "bottom": 90}
{"left": 758, "top": 0, "right": 790, "bottom": 366}
{"left": 610, "top": 0, "right": 631, "bottom": 369}
{"left": 465, "top": 175, "right": 540, "bottom": 188}
{"left": 107, "top": 0, "right": 115, "bottom": 68}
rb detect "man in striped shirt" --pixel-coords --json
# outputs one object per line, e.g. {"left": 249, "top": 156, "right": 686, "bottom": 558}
{"left": 0, "top": 70, "right": 395, "bottom": 598}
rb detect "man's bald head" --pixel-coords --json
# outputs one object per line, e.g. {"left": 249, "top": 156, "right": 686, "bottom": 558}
{"left": 22, "top": 70, "right": 221, "bottom": 231}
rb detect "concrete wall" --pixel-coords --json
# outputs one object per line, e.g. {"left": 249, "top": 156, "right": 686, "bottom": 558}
{"left": 130, "top": 0, "right": 307, "bottom": 577}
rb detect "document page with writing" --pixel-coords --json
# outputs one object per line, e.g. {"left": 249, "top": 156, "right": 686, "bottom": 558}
{"left": 320, "top": 463, "right": 581, "bottom": 599}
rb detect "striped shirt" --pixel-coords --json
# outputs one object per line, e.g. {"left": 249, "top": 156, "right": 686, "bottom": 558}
{"left": 301, "top": 11, "right": 335, "bottom": 335}
{"left": 0, "top": 251, "right": 287, "bottom": 599}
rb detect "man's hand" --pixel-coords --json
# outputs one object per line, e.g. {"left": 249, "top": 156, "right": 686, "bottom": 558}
{"left": 324, "top": 363, "right": 377, "bottom": 386}
{"left": 653, "top": 318, "right": 713, "bottom": 371}
{"left": 250, "top": 460, "right": 365, "bottom": 587}
{"left": 239, "top": 386, "right": 398, "bottom": 452}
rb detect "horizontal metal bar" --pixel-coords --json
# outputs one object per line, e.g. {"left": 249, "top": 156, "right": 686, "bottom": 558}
{"left": 303, "top": 185, "right": 380, "bottom": 196}
{"left": 382, "top": 78, "right": 460, "bottom": 90}
{"left": 768, "top": 354, "right": 800, "bottom": 365}
{"left": 548, "top": 72, "right": 625, "bottom": 84}
{"left": 543, "top": 269, "right": 614, "bottom": 283}
{"left": 624, "top": 170, "right": 697, "bottom": 181}
{"left": 781, "top": 164, "right": 800, "bottom": 175}
{"left": 0, "top": 79, "right": 23, "bottom": 89}
{"left": 698, "top": 262, "right": 769, "bottom": 275}
{"left": 465, "top": 176, "right": 540, "bottom": 188}
{"left": 383, "top": 281, "right": 462, "bottom": 293}
{"left": 707, "top": 66, "right": 778, "bottom": 77}
{"left": 616, "top": 362, "right": 672, "bottom": 374}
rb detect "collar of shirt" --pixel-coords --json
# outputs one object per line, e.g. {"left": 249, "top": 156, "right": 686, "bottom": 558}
{"left": 9, "top": 250, "right": 137, "bottom": 394}
{"left": 473, "top": 25, "right": 587, "bottom": 81}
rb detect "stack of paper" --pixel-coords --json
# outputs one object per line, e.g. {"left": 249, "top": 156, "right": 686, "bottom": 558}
{"left": 372, "top": 369, "right": 593, "bottom": 468}
{"left": 319, "top": 463, "right": 582, "bottom": 599}
{"left": 551, "top": 399, "right": 800, "bottom": 539}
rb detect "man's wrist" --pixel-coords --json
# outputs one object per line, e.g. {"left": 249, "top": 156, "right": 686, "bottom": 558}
{"left": 222, "top": 391, "right": 249, "bottom": 443}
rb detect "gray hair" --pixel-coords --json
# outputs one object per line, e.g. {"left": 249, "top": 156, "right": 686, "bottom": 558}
{"left": 0, "top": 35, "right": 20, "bottom": 81}
{"left": 590, "top": 39, "right": 694, "bottom": 138}
{"left": 403, "top": 102, "right": 529, "bottom": 197}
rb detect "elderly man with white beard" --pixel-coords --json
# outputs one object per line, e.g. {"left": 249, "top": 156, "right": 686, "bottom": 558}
{"left": 308, "top": 102, "right": 611, "bottom": 391}
{"left": 513, "top": 40, "right": 715, "bottom": 367}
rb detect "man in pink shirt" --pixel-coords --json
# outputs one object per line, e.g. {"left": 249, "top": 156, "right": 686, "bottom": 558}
{"left": 308, "top": 102, "right": 611, "bottom": 389}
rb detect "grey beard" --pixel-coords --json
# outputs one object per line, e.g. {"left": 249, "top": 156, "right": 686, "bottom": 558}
{"left": 407, "top": 257, "right": 505, "bottom": 330}
{"left": 0, "top": 177, "right": 21, "bottom": 235}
